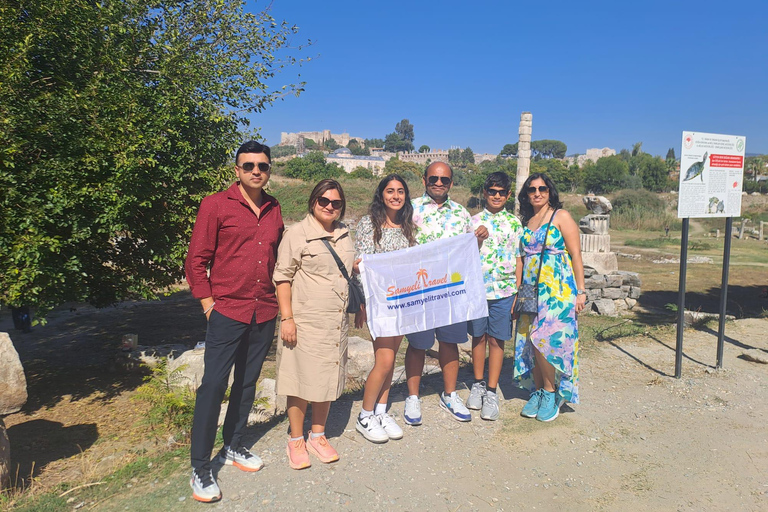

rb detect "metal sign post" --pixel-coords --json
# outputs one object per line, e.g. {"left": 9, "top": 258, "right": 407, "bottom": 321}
{"left": 715, "top": 218, "right": 734, "bottom": 368}
{"left": 674, "top": 219, "right": 690, "bottom": 379}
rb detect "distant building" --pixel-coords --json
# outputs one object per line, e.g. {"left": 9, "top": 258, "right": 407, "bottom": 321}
{"left": 399, "top": 149, "right": 449, "bottom": 165}
{"left": 325, "top": 148, "right": 387, "bottom": 174}
{"left": 565, "top": 147, "right": 616, "bottom": 166}
{"left": 280, "top": 130, "right": 364, "bottom": 148}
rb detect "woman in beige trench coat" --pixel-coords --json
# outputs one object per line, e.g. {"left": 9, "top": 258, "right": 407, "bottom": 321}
{"left": 274, "top": 179, "right": 355, "bottom": 470}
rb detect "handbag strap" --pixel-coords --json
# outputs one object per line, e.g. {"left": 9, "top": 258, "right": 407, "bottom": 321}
{"left": 321, "top": 239, "right": 353, "bottom": 284}
{"left": 533, "top": 208, "right": 558, "bottom": 284}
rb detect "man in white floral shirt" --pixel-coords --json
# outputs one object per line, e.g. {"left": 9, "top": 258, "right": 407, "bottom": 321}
{"left": 404, "top": 161, "right": 488, "bottom": 425}
{"left": 466, "top": 171, "right": 523, "bottom": 421}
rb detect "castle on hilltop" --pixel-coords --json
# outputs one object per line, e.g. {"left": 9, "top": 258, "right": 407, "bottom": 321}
{"left": 565, "top": 148, "right": 616, "bottom": 166}
{"left": 280, "top": 130, "right": 364, "bottom": 148}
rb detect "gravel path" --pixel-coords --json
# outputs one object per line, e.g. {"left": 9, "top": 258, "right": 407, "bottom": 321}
{"left": 174, "top": 318, "right": 768, "bottom": 511}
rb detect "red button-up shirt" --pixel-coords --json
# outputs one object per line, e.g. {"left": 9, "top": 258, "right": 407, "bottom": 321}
{"left": 184, "top": 183, "right": 284, "bottom": 324}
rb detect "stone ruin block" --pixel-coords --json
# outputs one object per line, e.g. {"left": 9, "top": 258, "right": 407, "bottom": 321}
{"left": 592, "top": 299, "right": 617, "bottom": 316}
{"left": 602, "top": 287, "right": 625, "bottom": 300}
{"left": 604, "top": 274, "right": 623, "bottom": 288}
{"left": 585, "top": 275, "right": 606, "bottom": 289}
{"left": 629, "top": 287, "right": 641, "bottom": 299}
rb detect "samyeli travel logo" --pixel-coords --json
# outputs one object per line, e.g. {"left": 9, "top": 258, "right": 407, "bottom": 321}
{"left": 386, "top": 268, "right": 464, "bottom": 301}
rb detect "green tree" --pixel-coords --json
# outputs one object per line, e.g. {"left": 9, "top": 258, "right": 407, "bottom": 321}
{"left": 631, "top": 142, "right": 643, "bottom": 157}
{"left": 530, "top": 139, "right": 568, "bottom": 159}
{"left": 395, "top": 119, "right": 415, "bottom": 144}
{"left": 349, "top": 166, "right": 375, "bottom": 180}
{"left": 347, "top": 139, "right": 369, "bottom": 156}
{"left": 383, "top": 158, "right": 422, "bottom": 184}
{"left": 461, "top": 147, "right": 475, "bottom": 166}
{"left": 0, "top": 0, "right": 307, "bottom": 316}
{"left": 383, "top": 132, "right": 412, "bottom": 153}
{"left": 324, "top": 137, "right": 340, "bottom": 151}
{"left": 364, "top": 138, "right": 384, "bottom": 148}
{"left": 304, "top": 138, "right": 319, "bottom": 150}
{"left": 583, "top": 156, "right": 630, "bottom": 193}
{"left": 448, "top": 148, "right": 462, "bottom": 166}
{"left": 284, "top": 151, "right": 343, "bottom": 181}
{"left": 500, "top": 143, "right": 518, "bottom": 158}
{"left": 666, "top": 148, "right": 676, "bottom": 161}
{"left": 419, "top": 145, "right": 431, "bottom": 153}
{"left": 271, "top": 145, "right": 297, "bottom": 159}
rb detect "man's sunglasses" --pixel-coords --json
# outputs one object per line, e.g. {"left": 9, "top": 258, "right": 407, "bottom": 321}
{"left": 239, "top": 162, "right": 271, "bottom": 173}
{"left": 427, "top": 176, "right": 452, "bottom": 185}
{"left": 316, "top": 197, "right": 343, "bottom": 210}
{"left": 526, "top": 185, "right": 549, "bottom": 194}
{"left": 485, "top": 188, "right": 509, "bottom": 197}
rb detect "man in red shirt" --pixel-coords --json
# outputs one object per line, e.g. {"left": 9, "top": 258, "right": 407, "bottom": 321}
{"left": 184, "top": 141, "right": 283, "bottom": 503}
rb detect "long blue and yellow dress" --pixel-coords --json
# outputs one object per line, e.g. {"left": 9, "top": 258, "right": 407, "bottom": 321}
{"left": 514, "top": 216, "right": 580, "bottom": 405}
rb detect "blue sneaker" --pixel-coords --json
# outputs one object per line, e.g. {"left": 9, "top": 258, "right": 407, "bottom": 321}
{"left": 520, "top": 389, "right": 543, "bottom": 418}
{"left": 439, "top": 392, "right": 471, "bottom": 422}
{"left": 536, "top": 390, "right": 560, "bottom": 422}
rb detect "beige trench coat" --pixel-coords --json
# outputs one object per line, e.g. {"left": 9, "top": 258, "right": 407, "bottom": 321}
{"left": 273, "top": 214, "right": 355, "bottom": 402}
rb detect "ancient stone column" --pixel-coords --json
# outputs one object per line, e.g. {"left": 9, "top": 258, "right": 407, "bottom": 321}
{"left": 515, "top": 112, "right": 532, "bottom": 212}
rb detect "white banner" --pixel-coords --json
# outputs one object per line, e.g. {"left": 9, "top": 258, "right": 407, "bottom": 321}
{"left": 358, "top": 233, "right": 488, "bottom": 339}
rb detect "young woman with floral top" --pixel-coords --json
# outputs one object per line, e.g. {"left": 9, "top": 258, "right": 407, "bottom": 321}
{"left": 353, "top": 174, "right": 417, "bottom": 443}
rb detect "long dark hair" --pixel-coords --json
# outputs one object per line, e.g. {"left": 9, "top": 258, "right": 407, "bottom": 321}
{"left": 308, "top": 178, "right": 346, "bottom": 222}
{"left": 517, "top": 173, "right": 563, "bottom": 226}
{"left": 369, "top": 174, "right": 416, "bottom": 247}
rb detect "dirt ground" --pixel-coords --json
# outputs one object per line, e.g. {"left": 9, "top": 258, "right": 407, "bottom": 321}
{"left": 3, "top": 291, "right": 768, "bottom": 511}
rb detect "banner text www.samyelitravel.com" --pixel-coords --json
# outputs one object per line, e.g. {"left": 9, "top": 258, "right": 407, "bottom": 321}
{"left": 385, "top": 289, "right": 467, "bottom": 310}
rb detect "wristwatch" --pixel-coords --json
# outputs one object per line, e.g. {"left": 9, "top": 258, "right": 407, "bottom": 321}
{"left": 577, "top": 289, "right": 587, "bottom": 296}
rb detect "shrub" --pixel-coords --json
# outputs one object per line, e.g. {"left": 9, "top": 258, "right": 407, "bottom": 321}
{"left": 132, "top": 359, "right": 196, "bottom": 440}
{"left": 349, "top": 166, "right": 376, "bottom": 180}
{"left": 611, "top": 189, "right": 678, "bottom": 231}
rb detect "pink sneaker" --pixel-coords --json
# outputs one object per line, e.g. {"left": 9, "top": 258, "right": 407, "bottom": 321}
{"left": 306, "top": 432, "right": 339, "bottom": 463}
{"left": 286, "top": 437, "right": 311, "bottom": 470}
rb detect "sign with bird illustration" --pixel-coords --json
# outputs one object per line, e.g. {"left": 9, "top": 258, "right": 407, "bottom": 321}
{"left": 678, "top": 131, "right": 746, "bottom": 218}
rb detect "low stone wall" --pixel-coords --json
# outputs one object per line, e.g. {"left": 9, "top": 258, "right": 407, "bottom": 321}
{"left": 583, "top": 269, "right": 642, "bottom": 316}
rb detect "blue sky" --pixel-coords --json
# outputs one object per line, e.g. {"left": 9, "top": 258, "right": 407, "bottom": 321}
{"left": 248, "top": 0, "right": 767, "bottom": 157}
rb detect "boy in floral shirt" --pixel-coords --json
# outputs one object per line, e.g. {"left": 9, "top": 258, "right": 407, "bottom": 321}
{"left": 466, "top": 172, "right": 523, "bottom": 420}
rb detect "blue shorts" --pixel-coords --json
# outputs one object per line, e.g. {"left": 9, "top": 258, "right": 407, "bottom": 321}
{"left": 406, "top": 321, "right": 468, "bottom": 350}
{"left": 468, "top": 295, "right": 515, "bottom": 341}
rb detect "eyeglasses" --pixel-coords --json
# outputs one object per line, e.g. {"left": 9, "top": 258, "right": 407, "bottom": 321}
{"left": 239, "top": 162, "right": 271, "bottom": 173}
{"left": 485, "top": 188, "right": 509, "bottom": 197}
{"left": 427, "top": 176, "right": 452, "bottom": 185}
{"left": 316, "top": 197, "right": 343, "bottom": 210}
{"left": 526, "top": 185, "right": 549, "bottom": 194}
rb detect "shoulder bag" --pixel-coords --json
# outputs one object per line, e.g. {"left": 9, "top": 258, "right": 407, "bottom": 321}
{"left": 321, "top": 239, "right": 365, "bottom": 314}
{"left": 514, "top": 209, "right": 558, "bottom": 316}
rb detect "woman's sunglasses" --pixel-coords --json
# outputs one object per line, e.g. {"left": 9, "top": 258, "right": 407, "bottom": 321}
{"left": 526, "top": 185, "right": 549, "bottom": 194}
{"left": 317, "top": 197, "right": 343, "bottom": 210}
{"left": 427, "top": 176, "right": 452, "bottom": 185}
{"left": 485, "top": 188, "right": 509, "bottom": 197}
{"left": 239, "top": 162, "right": 271, "bottom": 173}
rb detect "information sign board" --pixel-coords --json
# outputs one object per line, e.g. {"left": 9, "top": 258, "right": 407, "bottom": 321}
{"left": 677, "top": 131, "right": 746, "bottom": 218}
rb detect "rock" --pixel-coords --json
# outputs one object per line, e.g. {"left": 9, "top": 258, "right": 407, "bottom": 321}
{"left": 602, "top": 287, "right": 625, "bottom": 300}
{"left": 684, "top": 310, "right": 734, "bottom": 326}
{"left": 1, "top": 418, "right": 9, "bottom": 490}
{"left": 593, "top": 299, "right": 617, "bottom": 316}
{"left": 0, "top": 333, "right": 27, "bottom": 416}
{"left": 604, "top": 275, "right": 623, "bottom": 287}
{"left": 742, "top": 349, "right": 768, "bottom": 364}
{"left": 613, "top": 299, "right": 629, "bottom": 313}
{"left": 582, "top": 252, "right": 618, "bottom": 274}
{"left": 615, "top": 271, "right": 642, "bottom": 287}
{"left": 587, "top": 289, "right": 602, "bottom": 301}
{"left": 617, "top": 252, "right": 641, "bottom": 260}
{"left": 584, "top": 275, "right": 606, "bottom": 289}
{"left": 629, "top": 287, "right": 641, "bottom": 299}
{"left": 346, "top": 336, "right": 375, "bottom": 384}
{"left": 582, "top": 195, "right": 613, "bottom": 214}
{"left": 583, "top": 267, "right": 597, "bottom": 278}
{"left": 255, "top": 378, "right": 286, "bottom": 415}
{"left": 625, "top": 298, "right": 638, "bottom": 309}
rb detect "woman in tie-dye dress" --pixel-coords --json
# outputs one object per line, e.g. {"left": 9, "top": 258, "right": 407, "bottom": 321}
{"left": 513, "top": 173, "right": 586, "bottom": 422}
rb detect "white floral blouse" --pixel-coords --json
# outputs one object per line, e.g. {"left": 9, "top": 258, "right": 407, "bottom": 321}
{"left": 354, "top": 215, "right": 411, "bottom": 257}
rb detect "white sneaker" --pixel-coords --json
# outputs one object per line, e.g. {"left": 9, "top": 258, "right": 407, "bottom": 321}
{"left": 218, "top": 445, "right": 264, "bottom": 472}
{"left": 467, "top": 381, "right": 486, "bottom": 410}
{"left": 377, "top": 412, "right": 403, "bottom": 440}
{"left": 481, "top": 390, "right": 500, "bottom": 421}
{"left": 439, "top": 391, "right": 472, "bottom": 422}
{"left": 403, "top": 396, "right": 422, "bottom": 425}
{"left": 190, "top": 467, "right": 221, "bottom": 503}
{"left": 356, "top": 414, "right": 389, "bottom": 443}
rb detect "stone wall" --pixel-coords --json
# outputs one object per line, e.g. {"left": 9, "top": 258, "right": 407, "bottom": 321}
{"left": 583, "top": 269, "right": 642, "bottom": 316}
{"left": 280, "top": 131, "right": 364, "bottom": 147}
